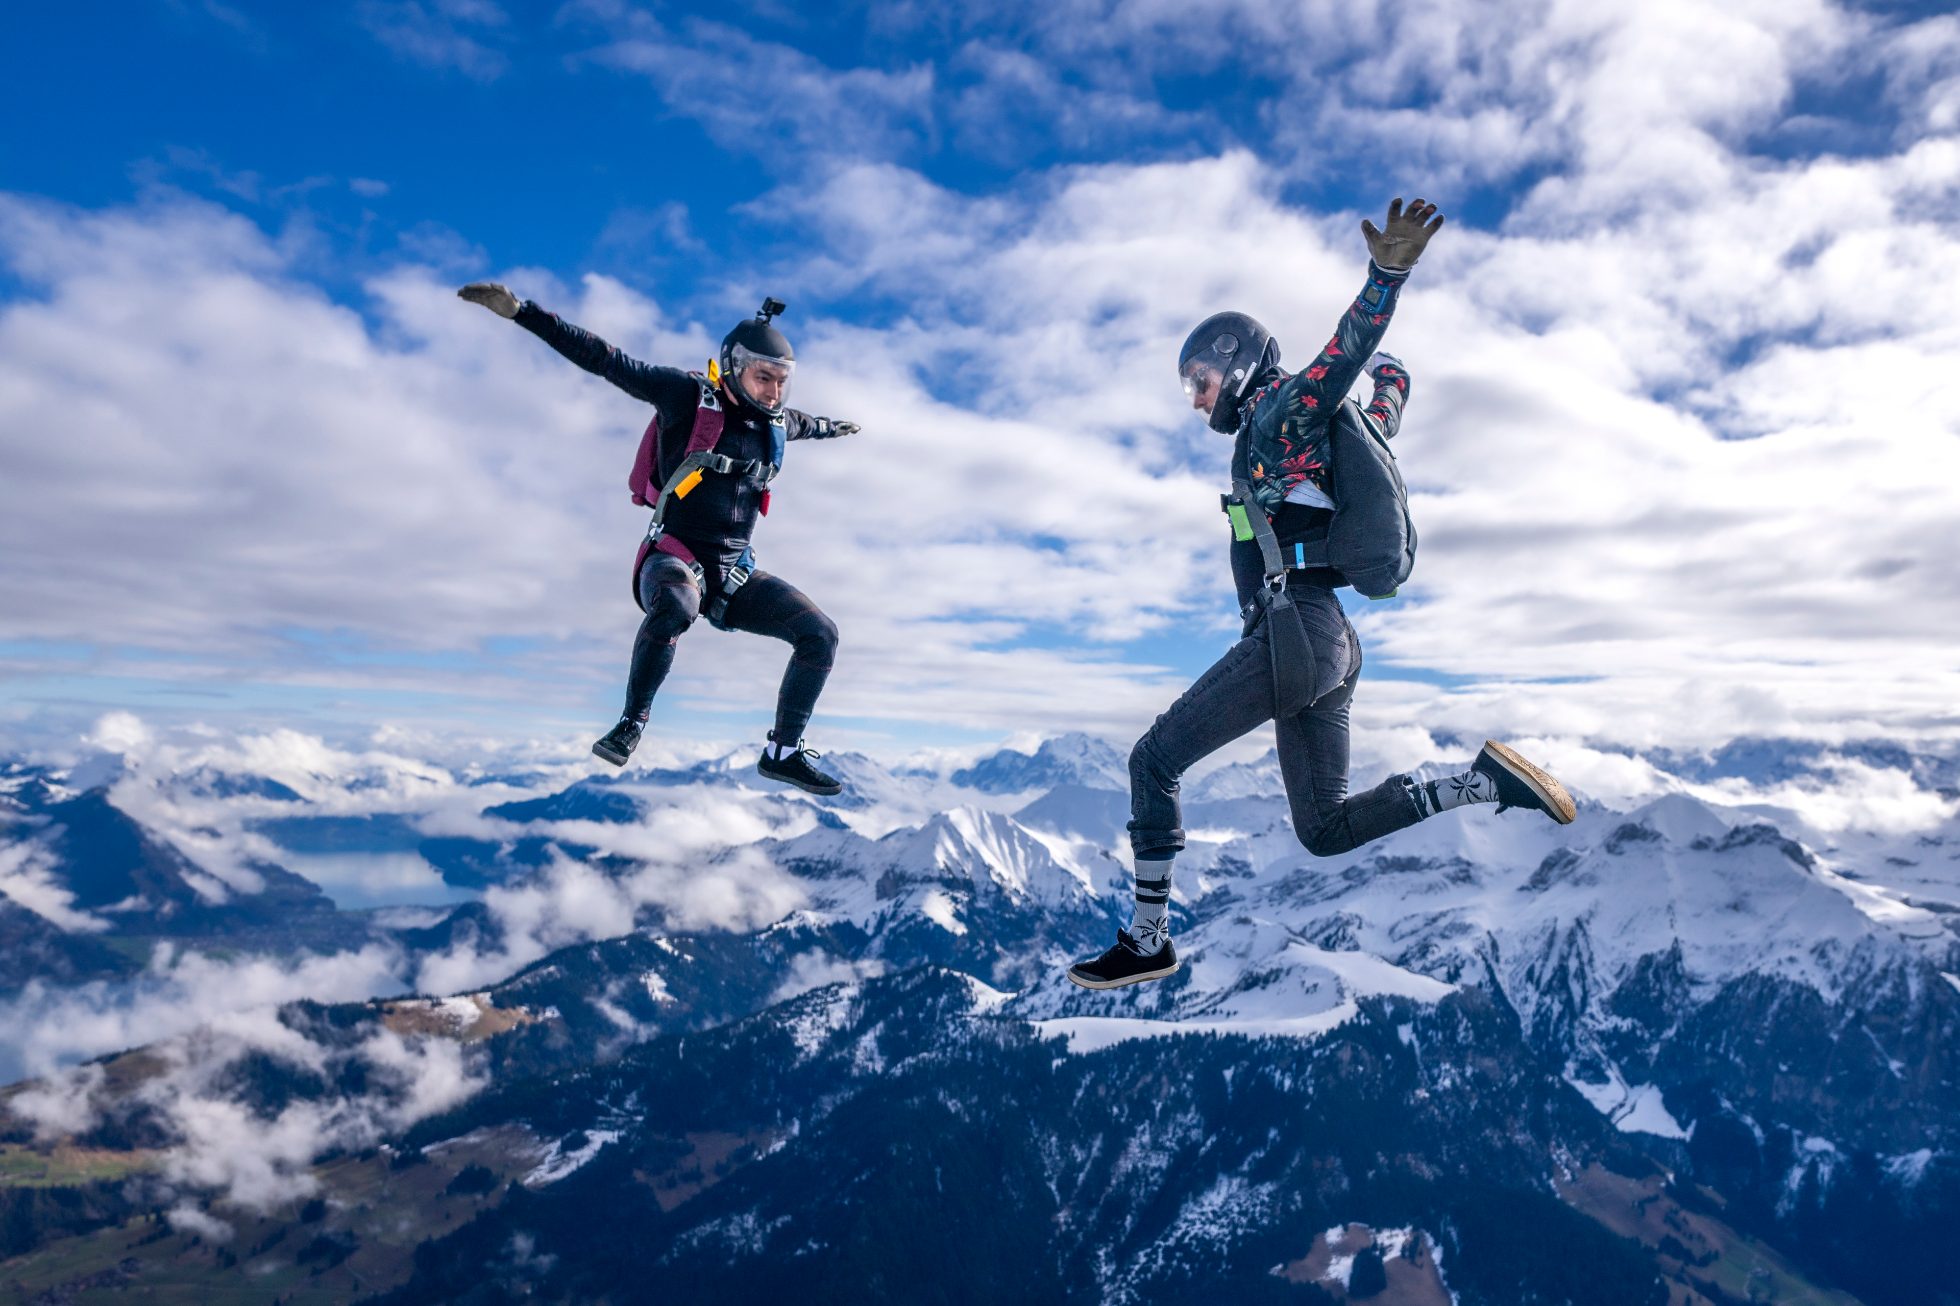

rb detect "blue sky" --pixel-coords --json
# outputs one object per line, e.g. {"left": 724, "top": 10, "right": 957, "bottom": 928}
{"left": 3, "top": 0, "right": 1960, "bottom": 763}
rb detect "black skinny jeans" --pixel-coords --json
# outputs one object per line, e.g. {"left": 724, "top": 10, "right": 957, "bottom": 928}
{"left": 1128, "top": 583, "right": 1422, "bottom": 860}
{"left": 625, "top": 552, "right": 838, "bottom": 743}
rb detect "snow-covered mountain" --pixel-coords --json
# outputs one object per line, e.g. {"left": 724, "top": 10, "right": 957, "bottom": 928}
{"left": 3, "top": 730, "right": 1958, "bottom": 1303}
{"left": 948, "top": 731, "right": 1130, "bottom": 794}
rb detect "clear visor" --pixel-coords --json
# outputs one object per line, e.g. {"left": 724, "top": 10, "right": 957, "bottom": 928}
{"left": 730, "top": 343, "right": 795, "bottom": 393}
{"left": 1180, "top": 358, "right": 1222, "bottom": 400}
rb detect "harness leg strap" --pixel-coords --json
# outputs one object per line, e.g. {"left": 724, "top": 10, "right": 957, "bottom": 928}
{"left": 1227, "top": 480, "right": 1318, "bottom": 717}
{"left": 706, "top": 548, "right": 757, "bottom": 629}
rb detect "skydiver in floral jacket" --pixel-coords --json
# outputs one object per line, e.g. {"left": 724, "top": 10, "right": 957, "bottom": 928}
{"left": 1069, "top": 198, "right": 1578, "bottom": 990}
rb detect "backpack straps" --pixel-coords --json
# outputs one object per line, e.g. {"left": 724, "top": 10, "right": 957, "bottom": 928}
{"left": 1225, "top": 478, "right": 1317, "bottom": 717}
{"left": 633, "top": 382, "right": 775, "bottom": 618}
{"left": 641, "top": 382, "right": 783, "bottom": 533}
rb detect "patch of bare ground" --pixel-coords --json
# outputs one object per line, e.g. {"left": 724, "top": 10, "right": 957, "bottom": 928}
{"left": 1557, "top": 1162, "right": 1865, "bottom": 1306}
{"left": 636, "top": 1129, "right": 779, "bottom": 1212}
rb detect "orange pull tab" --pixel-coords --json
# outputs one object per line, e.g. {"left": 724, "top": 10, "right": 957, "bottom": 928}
{"left": 674, "top": 468, "right": 705, "bottom": 499}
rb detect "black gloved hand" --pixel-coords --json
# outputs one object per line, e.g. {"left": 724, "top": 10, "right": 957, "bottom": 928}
{"left": 1361, "top": 198, "right": 1445, "bottom": 271}
{"left": 458, "top": 282, "right": 521, "bottom": 319}
{"left": 818, "top": 418, "right": 860, "bottom": 438}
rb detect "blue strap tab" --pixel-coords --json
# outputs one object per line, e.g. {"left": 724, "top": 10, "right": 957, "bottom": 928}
{"left": 1293, "top": 542, "right": 1305, "bottom": 568}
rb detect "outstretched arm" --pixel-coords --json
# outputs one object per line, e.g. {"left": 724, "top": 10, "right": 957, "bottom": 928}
{"left": 458, "top": 281, "right": 692, "bottom": 409}
{"left": 786, "top": 409, "right": 860, "bottom": 441}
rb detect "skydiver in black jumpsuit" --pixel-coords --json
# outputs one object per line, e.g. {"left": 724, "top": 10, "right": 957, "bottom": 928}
{"left": 459, "top": 281, "right": 855, "bottom": 795}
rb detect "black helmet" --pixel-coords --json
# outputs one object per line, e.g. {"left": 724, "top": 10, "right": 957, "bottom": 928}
{"left": 718, "top": 297, "right": 795, "bottom": 417}
{"left": 1178, "top": 311, "right": 1279, "bottom": 434}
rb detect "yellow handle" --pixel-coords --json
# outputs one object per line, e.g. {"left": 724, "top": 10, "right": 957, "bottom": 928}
{"left": 675, "top": 468, "right": 705, "bottom": 499}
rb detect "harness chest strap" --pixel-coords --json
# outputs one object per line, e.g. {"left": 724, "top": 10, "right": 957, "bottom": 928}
{"left": 634, "top": 380, "right": 777, "bottom": 626}
{"left": 632, "top": 379, "right": 784, "bottom": 526}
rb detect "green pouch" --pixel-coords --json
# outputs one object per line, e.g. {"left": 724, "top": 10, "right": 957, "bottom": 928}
{"left": 1225, "top": 502, "right": 1255, "bottom": 543}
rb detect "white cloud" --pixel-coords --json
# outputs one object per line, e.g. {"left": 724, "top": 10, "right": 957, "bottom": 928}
{"left": 358, "top": 0, "right": 510, "bottom": 81}
{"left": 8, "top": 1063, "right": 107, "bottom": 1139}
{"left": 0, "top": 842, "right": 108, "bottom": 933}
{"left": 769, "top": 951, "right": 889, "bottom": 1004}
{"left": 413, "top": 837, "right": 808, "bottom": 994}
{"left": 1704, "top": 755, "right": 1959, "bottom": 835}
{"left": 0, "top": 943, "right": 408, "bottom": 1081}
{"left": 5, "top": 965, "right": 487, "bottom": 1217}
{"left": 9, "top": 0, "right": 1960, "bottom": 757}
{"left": 85, "top": 711, "right": 154, "bottom": 756}
{"left": 166, "top": 1202, "right": 236, "bottom": 1242}
{"left": 584, "top": 15, "right": 936, "bottom": 161}
{"left": 0, "top": 187, "right": 1222, "bottom": 742}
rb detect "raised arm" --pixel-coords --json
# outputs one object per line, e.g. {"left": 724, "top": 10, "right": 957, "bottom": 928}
{"left": 1270, "top": 198, "right": 1442, "bottom": 420}
{"left": 1359, "top": 351, "right": 1411, "bottom": 441}
{"left": 458, "top": 281, "right": 692, "bottom": 409}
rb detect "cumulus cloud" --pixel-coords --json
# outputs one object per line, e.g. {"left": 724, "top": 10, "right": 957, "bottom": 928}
{"left": 166, "top": 1202, "right": 236, "bottom": 1242}
{"left": 150, "top": 1024, "right": 482, "bottom": 1212}
{"left": 10, "top": 998, "right": 487, "bottom": 1217}
{"left": 413, "top": 839, "right": 808, "bottom": 994}
{"left": 0, "top": 186, "right": 1216, "bottom": 743}
{"left": 92, "top": 715, "right": 465, "bottom": 815}
{"left": 1705, "top": 754, "right": 1960, "bottom": 835}
{"left": 0, "top": 943, "right": 408, "bottom": 1082}
{"left": 769, "top": 951, "right": 889, "bottom": 1004}
{"left": 7, "top": 1063, "right": 107, "bottom": 1139}
{"left": 0, "top": 841, "right": 108, "bottom": 933}
{"left": 9, "top": 0, "right": 1960, "bottom": 760}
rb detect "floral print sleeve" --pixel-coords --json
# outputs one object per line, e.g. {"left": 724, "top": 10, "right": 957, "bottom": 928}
{"left": 1243, "top": 260, "right": 1411, "bottom": 513}
{"left": 1359, "top": 355, "right": 1409, "bottom": 441}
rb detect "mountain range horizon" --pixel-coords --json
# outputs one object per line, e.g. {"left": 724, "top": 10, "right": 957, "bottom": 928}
{"left": 2, "top": 717, "right": 1955, "bottom": 1302}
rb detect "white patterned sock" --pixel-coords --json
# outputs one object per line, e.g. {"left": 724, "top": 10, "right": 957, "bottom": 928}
{"left": 1129, "top": 868, "right": 1173, "bottom": 954}
{"left": 1421, "top": 768, "right": 1498, "bottom": 815}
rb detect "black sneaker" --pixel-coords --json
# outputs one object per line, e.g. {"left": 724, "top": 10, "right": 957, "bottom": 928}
{"left": 1066, "top": 930, "right": 1180, "bottom": 990}
{"left": 591, "top": 717, "right": 644, "bottom": 768}
{"left": 1472, "top": 739, "right": 1576, "bottom": 824}
{"left": 757, "top": 737, "right": 843, "bottom": 796}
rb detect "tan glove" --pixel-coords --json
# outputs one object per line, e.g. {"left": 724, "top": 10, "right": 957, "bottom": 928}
{"left": 457, "top": 281, "right": 520, "bottom": 319}
{"left": 1361, "top": 198, "right": 1445, "bottom": 271}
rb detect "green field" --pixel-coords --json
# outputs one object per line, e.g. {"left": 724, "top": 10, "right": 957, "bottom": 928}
{"left": 0, "top": 1145, "right": 156, "bottom": 1189}
{"left": 0, "top": 1125, "right": 548, "bottom": 1304}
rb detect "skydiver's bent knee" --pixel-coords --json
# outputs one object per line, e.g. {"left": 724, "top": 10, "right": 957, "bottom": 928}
{"left": 1297, "top": 820, "right": 1357, "bottom": 859}
{"left": 1293, "top": 775, "right": 1425, "bottom": 859}
{"left": 638, "top": 559, "right": 701, "bottom": 643}
{"left": 788, "top": 609, "right": 839, "bottom": 670}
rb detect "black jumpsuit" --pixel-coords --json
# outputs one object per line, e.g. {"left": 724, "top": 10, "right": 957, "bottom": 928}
{"left": 515, "top": 302, "right": 848, "bottom": 743}
{"left": 1126, "top": 262, "right": 1431, "bottom": 862}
